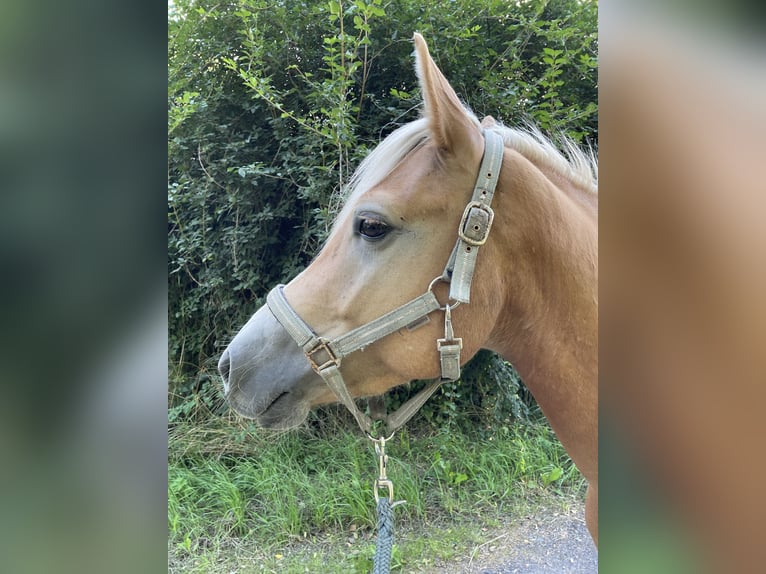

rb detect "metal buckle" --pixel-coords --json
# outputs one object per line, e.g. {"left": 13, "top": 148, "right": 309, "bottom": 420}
{"left": 305, "top": 339, "right": 340, "bottom": 373}
{"left": 457, "top": 201, "right": 494, "bottom": 246}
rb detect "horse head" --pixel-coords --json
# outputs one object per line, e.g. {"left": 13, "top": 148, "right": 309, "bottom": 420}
{"left": 218, "top": 34, "right": 507, "bottom": 429}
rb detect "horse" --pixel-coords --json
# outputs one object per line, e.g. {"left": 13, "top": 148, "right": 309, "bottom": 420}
{"left": 218, "top": 33, "right": 598, "bottom": 544}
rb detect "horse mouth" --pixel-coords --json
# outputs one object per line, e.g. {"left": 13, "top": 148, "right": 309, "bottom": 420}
{"left": 263, "top": 391, "right": 290, "bottom": 414}
{"left": 227, "top": 389, "right": 310, "bottom": 430}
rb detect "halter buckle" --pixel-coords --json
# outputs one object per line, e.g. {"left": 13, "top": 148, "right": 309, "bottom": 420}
{"left": 305, "top": 338, "right": 340, "bottom": 373}
{"left": 458, "top": 201, "right": 494, "bottom": 246}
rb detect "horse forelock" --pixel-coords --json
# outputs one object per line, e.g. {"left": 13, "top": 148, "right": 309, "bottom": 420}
{"left": 329, "top": 118, "right": 431, "bottom": 228}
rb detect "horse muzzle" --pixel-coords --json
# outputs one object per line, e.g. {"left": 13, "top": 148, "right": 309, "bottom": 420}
{"left": 218, "top": 303, "right": 324, "bottom": 429}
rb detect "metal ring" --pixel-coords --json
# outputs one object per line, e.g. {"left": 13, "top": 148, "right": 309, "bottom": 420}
{"left": 427, "top": 276, "right": 462, "bottom": 311}
{"left": 366, "top": 431, "right": 396, "bottom": 443}
{"left": 374, "top": 479, "right": 395, "bottom": 503}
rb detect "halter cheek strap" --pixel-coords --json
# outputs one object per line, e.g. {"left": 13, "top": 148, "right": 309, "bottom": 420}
{"left": 266, "top": 130, "right": 505, "bottom": 435}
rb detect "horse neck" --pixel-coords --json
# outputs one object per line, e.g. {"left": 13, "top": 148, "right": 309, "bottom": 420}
{"left": 484, "top": 148, "right": 598, "bottom": 466}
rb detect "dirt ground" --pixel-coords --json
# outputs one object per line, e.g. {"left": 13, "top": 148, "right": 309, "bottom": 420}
{"left": 423, "top": 501, "right": 597, "bottom": 574}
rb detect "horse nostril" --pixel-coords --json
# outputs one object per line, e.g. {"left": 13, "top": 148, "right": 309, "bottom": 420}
{"left": 218, "top": 350, "right": 231, "bottom": 386}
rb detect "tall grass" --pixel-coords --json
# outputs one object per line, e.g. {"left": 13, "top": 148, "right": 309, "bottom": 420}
{"left": 169, "top": 412, "right": 585, "bottom": 571}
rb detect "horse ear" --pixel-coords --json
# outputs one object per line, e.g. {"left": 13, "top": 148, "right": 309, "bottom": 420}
{"left": 413, "top": 33, "right": 482, "bottom": 158}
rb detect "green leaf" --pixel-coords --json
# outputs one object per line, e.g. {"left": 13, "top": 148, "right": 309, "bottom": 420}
{"left": 542, "top": 467, "right": 564, "bottom": 485}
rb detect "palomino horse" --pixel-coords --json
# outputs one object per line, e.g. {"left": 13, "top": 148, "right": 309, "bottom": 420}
{"left": 219, "top": 34, "right": 598, "bottom": 544}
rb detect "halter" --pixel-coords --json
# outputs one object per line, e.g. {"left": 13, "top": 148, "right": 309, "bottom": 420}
{"left": 266, "top": 130, "right": 505, "bottom": 435}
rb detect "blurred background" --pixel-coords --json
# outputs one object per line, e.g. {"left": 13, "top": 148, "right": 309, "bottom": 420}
{"left": 599, "top": 2, "right": 765, "bottom": 572}
{"left": 0, "top": 0, "right": 166, "bottom": 572}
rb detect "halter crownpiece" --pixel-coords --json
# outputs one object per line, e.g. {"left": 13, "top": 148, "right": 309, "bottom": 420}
{"left": 446, "top": 128, "right": 504, "bottom": 303}
{"left": 266, "top": 130, "right": 505, "bottom": 434}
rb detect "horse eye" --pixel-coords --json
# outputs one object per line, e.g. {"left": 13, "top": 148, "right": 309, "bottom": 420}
{"left": 357, "top": 217, "right": 389, "bottom": 241}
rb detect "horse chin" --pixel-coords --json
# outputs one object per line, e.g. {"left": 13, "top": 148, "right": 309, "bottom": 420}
{"left": 257, "top": 400, "right": 311, "bottom": 430}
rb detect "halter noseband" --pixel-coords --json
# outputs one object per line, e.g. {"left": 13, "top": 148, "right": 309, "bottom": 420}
{"left": 266, "top": 130, "right": 505, "bottom": 434}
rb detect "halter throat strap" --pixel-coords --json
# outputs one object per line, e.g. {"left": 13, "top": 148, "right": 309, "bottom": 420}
{"left": 266, "top": 130, "right": 505, "bottom": 434}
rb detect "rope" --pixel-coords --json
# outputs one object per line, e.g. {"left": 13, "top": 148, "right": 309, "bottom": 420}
{"left": 372, "top": 496, "right": 395, "bottom": 573}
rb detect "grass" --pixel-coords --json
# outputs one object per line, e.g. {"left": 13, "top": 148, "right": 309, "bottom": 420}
{"left": 168, "top": 412, "right": 586, "bottom": 573}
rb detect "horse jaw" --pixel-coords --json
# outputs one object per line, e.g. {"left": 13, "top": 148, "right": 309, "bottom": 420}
{"left": 218, "top": 304, "right": 327, "bottom": 430}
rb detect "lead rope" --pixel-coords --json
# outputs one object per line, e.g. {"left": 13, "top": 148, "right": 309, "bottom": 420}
{"left": 370, "top": 433, "right": 405, "bottom": 573}
{"left": 373, "top": 497, "right": 394, "bottom": 573}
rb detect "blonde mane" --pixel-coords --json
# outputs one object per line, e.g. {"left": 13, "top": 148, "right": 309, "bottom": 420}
{"left": 331, "top": 109, "right": 598, "bottom": 226}
{"left": 488, "top": 121, "right": 598, "bottom": 195}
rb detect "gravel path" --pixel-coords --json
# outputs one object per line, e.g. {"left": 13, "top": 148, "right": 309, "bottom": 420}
{"left": 425, "top": 502, "right": 597, "bottom": 574}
